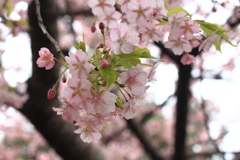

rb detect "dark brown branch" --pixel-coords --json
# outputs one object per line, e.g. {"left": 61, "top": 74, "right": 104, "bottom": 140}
{"left": 140, "top": 95, "right": 173, "bottom": 124}
{"left": 127, "top": 119, "right": 164, "bottom": 160}
{"left": 172, "top": 63, "right": 192, "bottom": 160}
{"left": 34, "top": 0, "right": 65, "bottom": 60}
{"left": 154, "top": 41, "right": 181, "bottom": 66}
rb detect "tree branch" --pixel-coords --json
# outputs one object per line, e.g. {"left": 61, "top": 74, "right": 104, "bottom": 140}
{"left": 126, "top": 119, "right": 164, "bottom": 160}
{"left": 34, "top": 0, "right": 65, "bottom": 60}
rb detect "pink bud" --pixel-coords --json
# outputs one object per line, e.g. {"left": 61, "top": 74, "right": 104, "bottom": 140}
{"left": 220, "top": 2, "right": 225, "bottom": 7}
{"left": 62, "top": 74, "right": 67, "bottom": 83}
{"left": 102, "top": 60, "right": 110, "bottom": 68}
{"left": 212, "top": 6, "right": 217, "bottom": 12}
{"left": 153, "top": 11, "right": 157, "bottom": 17}
{"left": 91, "top": 26, "right": 96, "bottom": 33}
{"left": 47, "top": 87, "right": 56, "bottom": 99}
{"left": 99, "top": 22, "right": 105, "bottom": 30}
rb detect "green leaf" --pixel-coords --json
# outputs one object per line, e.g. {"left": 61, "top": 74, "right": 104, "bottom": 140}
{"left": 114, "top": 47, "right": 157, "bottom": 66}
{"left": 15, "top": 20, "right": 28, "bottom": 27}
{"left": 167, "top": 7, "right": 190, "bottom": 17}
{"left": 99, "top": 68, "right": 117, "bottom": 90}
{"left": 195, "top": 20, "right": 237, "bottom": 47}
{"left": 5, "top": 0, "right": 13, "bottom": 17}
{"left": 115, "top": 97, "right": 123, "bottom": 109}
{"left": 130, "top": 47, "right": 157, "bottom": 59}
{"left": 116, "top": 60, "right": 132, "bottom": 68}
{"left": 74, "top": 44, "right": 80, "bottom": 50}
{"left": 156, "top": 20, "right": 169, "bottom": 26}
{"left": 214, "top": 39, "right": 222, "bottom": 52}
{"left": 140, "top": 63, "right": 152, "bottom": 67}
{"left": 79, "top": 41, "right": 86, "bottom": 52}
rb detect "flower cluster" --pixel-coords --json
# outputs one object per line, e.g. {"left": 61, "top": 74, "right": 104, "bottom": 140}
{"left": 36, "top": 0, "right": 234, "bottom": 143}
{"left": 38, "top": 47, "right": 156, "bottom": 143}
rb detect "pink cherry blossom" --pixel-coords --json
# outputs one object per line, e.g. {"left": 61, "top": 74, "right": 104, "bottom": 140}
{"left": 151, "top": 0, "right": 167, "bottom": 18}
{"left": 74, "top": 116, "right": 102, "bottom": 143}
{"left": 180, "top": 54, "right": 196, "bottom": 65}
{"left": 118, "top": 0, "right": 131, "bottom": 13}
{"left": 53, "top": 97, "right": 80, "bottom": 123}
{"left": 98, "top": 11, "right": 122, "bottom": 28}
{"left": 110, "top": 23, "right": 139, "bottom": 54}
{"left": 179, "top": 20, "right": 200, "bottom": 40}
{"left": 138, "top": 22, "right": 163, "bottom": 42}
{"left": 199, "top": 33, "right": 221, "bottom": 52}
{"left": 36, "top": 47, "right": 55, "bottom": 70}
{"left": 117, "top": 64, "right": 148, "bottom": 97}
{"left": 164, "top": 35, "right": 192, "bottom": 55}
{"left": 189, "top": 35, "right": 202, "bottom": 48}
{"left": 123, "top": 98, "right": 142, "bottom": 119}
{"left": 88, "top": 0, "right": 115, "bottom": 15}
{"left": 63, "top": 78, "right": 92, "bottom": 106}
{"left": 86, "top": 89, "right": 117, "bottom": 114}
{"left": 126, "top": 0, "right": 153, "bottom": 27}
{"left": 148, "top": 62, "right": 159, "bottom": 82}
{"left": 65, "top": 49, "right": 91, "bottom": 79}
{"left": 168, "top": 12, "right": 187, "bottom": 36}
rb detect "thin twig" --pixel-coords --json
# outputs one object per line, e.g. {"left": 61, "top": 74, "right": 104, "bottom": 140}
{"left": 34, "top": 0, "right": 65, "bottom": 60}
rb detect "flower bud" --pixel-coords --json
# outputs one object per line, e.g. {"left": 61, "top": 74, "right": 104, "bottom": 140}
{"left": 91, "top": 26, "right": 96, "bottom": 33}
{"left": 99, "top": 22, "right": 105, "bottom": 35}
{"left": 62, "top": 74, "right": 67, "bottom": 83}
{"left": 47, "top": 87, "right": 56, "bottom": 99}
{"left": 102, "top": 60, "right": 110, "bottom": 68}
{"left": 99, "top": 22, "right": 105, "bottom": 30}
{"left": 212, "top": 6, "right": 217, "bottom": 12}
{"left": 153, "top": 11, "right": 157, "bottom": 17}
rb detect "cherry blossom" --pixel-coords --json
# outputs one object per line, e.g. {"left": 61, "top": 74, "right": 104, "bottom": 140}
{"left": 199, "top": 33, "right": 221, "bottom": 52}
{"left": 151, "top": 0, "right": 167, "bottom": 19}
{"left": 123, "top": 98, "right": 142, "bottom": 120}
{"left": 87, "top": 89, "right": 117, "bottom": 114}
{"left": 179, "top": 20, "right": 200, "bottom": 40}
{"left": 126, "top": 0, "right": 153, "bottom": 27}
{"left": 189, "top": 35, "right": 202, "bottom": 48}
{"left": 164, "top": 35, "right": 192, "bottom": 55}
{"left": 117, "top": 64, "right": 148, "bottom": 97}
{"left": 138, "top": 22, "right": 163, "bottom": 42}
{"left": 168, "top": 12, "right": 187, "bottom": 36}
{"left": 117, "top": 0, "right": 131, "bottom": 13}
{"left": 88, "top": 0, "right": 115, "bottom": 15}
{"left": 109, "top": 23, "right": 139, "bottom": 54}
{"left": 148, "top": 62, "right": 159, "bottom": 83}
{"left": 74, "top": 116, "right": 102, "bottom": 143}
{"left": 53, "top": 97, "right": 81, "bottom": 123}
{"left": 98, "top": 11, "right": 122, "bottom": 28}
{"left": 63, "top": 78, "right": 92, "bottom": 106}
{"left": 36, "top": 47, "right": 55, "bottom": 70}
{"left": 180, "top": 53, "right": 196, "bottom": 65}
{"left": 65, "top": 49, "right": 91, "bottom": 79}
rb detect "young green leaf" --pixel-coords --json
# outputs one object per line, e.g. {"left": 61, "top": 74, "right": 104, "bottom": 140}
{"left": 99, "top": 68, "right": 117, "bottom": 90}
{"left": 167, "top": 7, "right": 190, "bottom": 17}
{"left": 115, "top": 97, "right": 123, "bottom": 109}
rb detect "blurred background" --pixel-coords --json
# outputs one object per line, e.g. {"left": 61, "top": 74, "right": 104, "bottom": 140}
{"left": 0, "top": 0, "right": 240, "bottom": 160}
